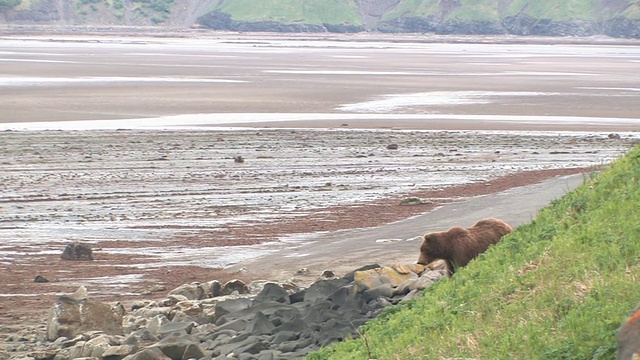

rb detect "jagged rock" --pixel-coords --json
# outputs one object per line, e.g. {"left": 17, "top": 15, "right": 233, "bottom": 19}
{"left": 391, "top": 263, "right": 425, "bottom": 275}
{"left": 233, "top": 336, "right": 269, "bottom": 356}
{"left": 125, "top": 328, "right": 159, "bottom": 345}
{"left": 204, "top": 280, "right": 223, "bottom": 298}
{"left": 213, "top": 298, "right": 253, "bottom": 323}
{"left": 146, "top": 315, "right": 171, "bottom": 336}
{"left": 342, "top": 264, "right": 381, "bottom": 282}
{"left": 254, "top": 283, "right": 290, "bottom": 304}
{"left": 412, "top": 270, "right": 447, "bottom": 292}
{"left": 38, "top": 263, "right": 447, "bottom": 360}
{"left": 153, "top": 332, "right": 205, "bottom": 360}
{"left": 172, "top": 300, "right": 203, "bottom": 318}
{"left": 303, "top": 278, "right": 350, "bottom": 303}
{"left": 362, "top": 283, "right": 395, "bottom": 302}
{"left": 277, "top": 337, "right": 313, "bottom": 353}
{"left": 222, "top": 279, "right": 249, "bottom": 295}
{"left": 168, "top": 283, "right": 206, "bottom": 300}
{"left": 60, "top": 241, "right": 93, "bottom": 261}
{"left": 34, "top": 275, "right": 49, "bottom": 283}
{"left": 272, "top": 318, "right": 308, "bottom": 335}
{"left": 354, "top": 266, "right": 418, "bottom": 292}
{"left": 156, "top": 322, "right": 195, "bottom": 337}
{"left": 54, "top": 334, "right": 118, "bottom": 359}
{"left": 131, "top": 300, "right": 153, "bottom": 311}
{"left": 131, "top": 306, "right": 172, "bottom": 319}
{"left": 123, "top": 347, "right": 171, "bottom": 360}
{"left": 161, "top": 294, "right": 188, "bottom": 307}
{"left": 246, "top": 312, "right": 276, "bottom": 336}
{"left": 102, "top": 344, "right": 137, "bottom": 358}
{"left": 47, "top": 287, "right": 123, "bottom": 341}
{"left": 394, "top": 276, "right": 419, "bottom": 296}
{"left": 427, "top": 259, "right": 449, "bottom": 271}
{"left": 271, "top": 331, "right": 298, "bottom": 344}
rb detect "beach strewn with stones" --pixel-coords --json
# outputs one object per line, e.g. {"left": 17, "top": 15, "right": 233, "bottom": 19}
{"left": 1, "top": 128, "right": 637, "bottom": 359}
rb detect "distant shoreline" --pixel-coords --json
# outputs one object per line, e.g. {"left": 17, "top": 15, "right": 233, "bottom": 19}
{"left": 2, "top": 27, "right": 640, "bottom": 46}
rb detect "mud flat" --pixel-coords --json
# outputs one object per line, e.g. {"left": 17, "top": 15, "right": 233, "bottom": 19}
{"left": 1, "top": 127, "right": 638, "bottom": 323}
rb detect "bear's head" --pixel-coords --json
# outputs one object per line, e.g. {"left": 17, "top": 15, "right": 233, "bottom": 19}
{"left": 417, "top": 232, "right": 442, "bottom": 265}
{"left": 418, "top": 227, "right": 468, "bottom": 266}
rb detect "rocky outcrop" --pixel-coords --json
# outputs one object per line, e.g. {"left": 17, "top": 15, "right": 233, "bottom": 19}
{"left": 376, "top": 16, "right": 439, "bottom": 33}
{"left": 602, "top": 18, "right": 640, "bottom": 38}
{"left": 33, "top": 264, "right": 446, "bottom": 360}
{"left": 502, "top": 14, "right": 597, "bottom": 37}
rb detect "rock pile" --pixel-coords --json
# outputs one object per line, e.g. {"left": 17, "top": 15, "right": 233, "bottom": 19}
{"left": 14, "top": 264, "right": 446, "bottom": 360}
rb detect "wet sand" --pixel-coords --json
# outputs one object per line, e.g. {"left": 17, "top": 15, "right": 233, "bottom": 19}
{"left": 0, "top": 33, "right": 639, "bottom": 333}
{"left": 0, "top": 33, "right": 639, "bottom": 129}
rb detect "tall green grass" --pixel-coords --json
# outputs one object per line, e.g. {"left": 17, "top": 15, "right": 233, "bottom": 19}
{"left": 445, "top": 0, "right": 501, "bottom": 21}
{"left": 379, "top": 0, "right": 440, "bottom": 22}
{"left": 309, "top": 144, "right": 640, "bottom": 360}
{"left": 216, "top": 0, "right": 362, "bottom": 25}
{"left": 505, "top": 0, "right": 598, "bottom": 21}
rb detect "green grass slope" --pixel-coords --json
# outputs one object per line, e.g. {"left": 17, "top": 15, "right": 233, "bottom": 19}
{"left": 379, "top": 0, "right": 440, "bottom": 21}
{"left": 204, "top": 0, "right": 640, "bottom": 28}
{"left": 383, "top": 0, "right": 630, "bottom": 21}
{"left": 309, "top": 144, "right": 640, "bottom": 360}
{"left": 504, "top": 0, "right": 599, "bottom": 21}
{"left": 213, "top": 0, "right": 361, "bottom": 25}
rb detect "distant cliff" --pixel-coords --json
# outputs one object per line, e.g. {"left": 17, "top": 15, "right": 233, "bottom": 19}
{"left": 2, "top": 0, "right": 639, "bottom": 38}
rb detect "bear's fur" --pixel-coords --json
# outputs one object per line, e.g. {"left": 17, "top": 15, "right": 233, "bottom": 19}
{"left": 617, "top": 307, "right": 640, "bottom": 360}
{"left": 417, "top": 218, "right": 512, "bottom": 275}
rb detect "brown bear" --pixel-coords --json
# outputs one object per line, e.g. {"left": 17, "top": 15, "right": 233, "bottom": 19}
{"left": 417, "top": 218, "right": 513, "bottom": 275}
{"left": 617, "top": 307, "right": 640, "bottom": 360}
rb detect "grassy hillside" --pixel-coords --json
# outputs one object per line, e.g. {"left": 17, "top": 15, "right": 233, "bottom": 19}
{"left": 446, "top": 0, "right": 502, "bottom": 22}
{"left": 379, "top": 0, "right": 440, "bottom": 21}
{"left": 504, "top": 0, "right": 599, "bottom": 21}
{"left": 309, "top": 144, "right": 640, "bottom": 359}
{"left": 3, "top": 0, "right": 640, "bottom": 35}
{"left": 383, "top": 0, "right": 623, "bottom": 21}
{"left": 214, "top": 0, "right": 362, "bottom": 25}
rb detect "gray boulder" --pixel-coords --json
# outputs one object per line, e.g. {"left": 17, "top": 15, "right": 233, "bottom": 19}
{"left": 254, "top": 283, "right": 290, "bottom": 304}
{"left": 168, "top": 283, "right": 206, "bottom": 300}
{"left": 222, "top": 279, "right": 249, "bottom": 295}
{"left": 153, "top": 332, "right": 206, "bottom": 360}
{"left": 60, "top": 241, "right": 93, "bottom": 261}
{"left": 47, "top": 287, "right": 123, "bottom": 341}
{"left": 123, "top": 347, "right": 171, "bottom": 360}
{"left": 204, "top": 280, "right": 223, "bottom": 298}
{"left": 246, "top": 312, "right": 276, "bottom": 336}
